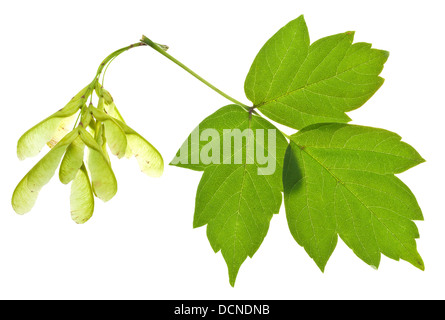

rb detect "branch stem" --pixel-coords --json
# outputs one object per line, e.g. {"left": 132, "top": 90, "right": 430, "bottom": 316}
{"left": 141, "top": 35, "right": 249, "bottom": 108}
{"left": 94, "top": 42, "right": 146, "bottom": 80}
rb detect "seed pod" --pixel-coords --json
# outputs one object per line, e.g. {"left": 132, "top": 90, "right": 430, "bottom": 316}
{"left": 59, "top": 136, "right": 86, "bottom": 184}
{"left": 80, "top": 104, "right": 93, "bottom": 128}
{"left": 91, "top": 108, "right": 163, "bottom": 177}
{"left": 102, "top": 88, "right": 113, "bottom": 105}
{"left": 91, "top": 107, "right": 127, "bottom": 159}
{"left": 70, "top": 164, "right": 94, "bottom": 224}
{"left": 17, "top": 86, "right": 88, "bottom": 159}
{"left": 12, "top": 129, "right": 79, "bottom": 214}
{"left": 79, "top": 127, "right": 117, "bottom": 202}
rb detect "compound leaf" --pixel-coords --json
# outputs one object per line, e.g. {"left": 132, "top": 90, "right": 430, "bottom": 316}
{"left": 171, "top": 105, "right": 288, "bottom": 286}
{"left": 283, "top": 123, "right": 424, "bottom": 271}
{"left": 245, "top": 15, "right": 388, "bottom": 129}
{"left": 70, "top": 164, "right": 94, "bottom": 224}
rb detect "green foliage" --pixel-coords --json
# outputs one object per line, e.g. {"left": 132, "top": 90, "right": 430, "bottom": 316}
{"left": 245, "top": 16, "right": 388, "bottom": 130}
{"left": 12, "top": 15, "right": 424, "bottom": 286}
{"left": 283, "top": 123, "right": 424, "bottom": 271}
{"left": 172, "top": 15, "right": 424, "bottom": 285}
{"left": 171, "top": 105, "right": 288, "bottom": 286}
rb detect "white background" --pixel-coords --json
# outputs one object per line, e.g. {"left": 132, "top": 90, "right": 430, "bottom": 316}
{"left": 0, "top": 0, "right": 443, "bottom": 300}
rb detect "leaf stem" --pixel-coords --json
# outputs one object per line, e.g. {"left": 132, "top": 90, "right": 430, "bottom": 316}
{"left": 141, "top": 35, "right": 249, "bottom": 108}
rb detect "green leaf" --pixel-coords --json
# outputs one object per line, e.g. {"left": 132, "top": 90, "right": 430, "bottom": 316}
{"left": 79, "top": 127, "right": 117, "bottom": 202}
{"left": 70, "top": 164, "right": 94, "bottom": 224}
{"left": 59, "top": 136, "right": 85, "bottom": 184}
{"left": 17, "top": 87, "right": 87, "bottom": 159}
{"left": 171, "top": 105, "right": 252, "bottom": 171}
{"left": 171, "top": 105, "right": 288, "bottom": 286}
{"left": 12, "top": 129, "right": 79, "bottom": 214}
{"left": 283, "top": 123, "right": 425, "bottom": 271}
{"left": 244, "top": 15, "right": 388, "bottom": 129}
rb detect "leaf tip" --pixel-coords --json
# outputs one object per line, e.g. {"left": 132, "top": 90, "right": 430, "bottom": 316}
{"left": 345, "top": 30, "right": 356, "bottom": 39}
{"left": 414, "top": 256, "right": 425, "bottom": 271}
{"left": 168, "top": 160, "right": 176, "bottom": 167}
{"left": 192, "top": 220, "right": 201, "bottom": 229}
{"left": 228, "top": 272, "right": 238, "bottom": 287}
{"left": 315, "top": 260, "right": 327, "bottom": 273}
